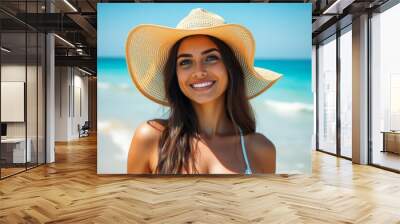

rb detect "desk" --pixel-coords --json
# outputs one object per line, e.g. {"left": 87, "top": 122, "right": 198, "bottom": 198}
{"left": 381, "top": 131, "right": 400, "bottom": 154}
{"left": 1, "top": 138, "right": 31, "bottom": 163}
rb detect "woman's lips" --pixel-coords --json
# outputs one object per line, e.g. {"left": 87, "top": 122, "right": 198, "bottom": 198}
{"left": 190, "top": 81, "right": 216, "bottom": 90}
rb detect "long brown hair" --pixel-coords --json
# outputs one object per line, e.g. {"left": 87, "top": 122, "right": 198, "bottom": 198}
{"left": 156, "top": 35, "right": 255, "bottom": 174}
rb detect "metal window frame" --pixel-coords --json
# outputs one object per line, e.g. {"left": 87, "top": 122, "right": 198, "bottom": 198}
{"left": 316, "top": 0, "right": 400, "bottom": 172}
{"left": 368, "top": 1, "right": 400, "bottom": 173}
{"left": 315, "top": 23, "right": 353, "bottom": 162}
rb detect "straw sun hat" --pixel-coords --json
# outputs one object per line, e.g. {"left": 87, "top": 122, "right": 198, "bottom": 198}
{"left": 125, "top": 8, "right": 282, "bottom": 106}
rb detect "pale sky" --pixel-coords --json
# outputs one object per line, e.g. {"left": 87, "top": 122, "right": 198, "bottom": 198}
{"left": 98, "top": 3, "right": 311, "bottom": 59}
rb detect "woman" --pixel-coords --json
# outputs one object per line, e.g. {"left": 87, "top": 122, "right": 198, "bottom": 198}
{"left": 125, "top": 8, "right": 282, "bottom": 174}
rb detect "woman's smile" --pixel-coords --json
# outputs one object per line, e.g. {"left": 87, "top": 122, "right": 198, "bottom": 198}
{"left": 190, "top": 80, "right": 216, "bottom": 91}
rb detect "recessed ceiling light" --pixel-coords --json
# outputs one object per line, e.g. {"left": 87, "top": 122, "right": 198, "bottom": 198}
{"left": 63, "top": 0, "right": 78, "bottom": 12}
{"left": 1, "top": 47, "right": 11, "bottom": 53}
{"left": 322, "top": 0, "right": 354, "bottom": 15}
{"left": 78, "top": 67, "right": 93, "bottom": 76}
{"left": 54, "top": 34, "right": 75, "bottom": 48}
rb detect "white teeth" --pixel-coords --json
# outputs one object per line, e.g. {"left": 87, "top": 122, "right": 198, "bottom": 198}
{"left": 191, "top": 81, "right": 214, "bottom": 88}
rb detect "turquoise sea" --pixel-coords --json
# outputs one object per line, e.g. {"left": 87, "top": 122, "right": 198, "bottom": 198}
{"left": 98, "top": 57, "right": 313, "bottom": 174}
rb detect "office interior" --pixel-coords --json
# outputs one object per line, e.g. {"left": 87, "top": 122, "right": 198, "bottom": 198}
{"left": 0, "top": 0, "right": 97, "bottom": 179}
{"left": 0, "top": 0, "right": 399, "bottom": 222}
{"left": 0, "top": 0, "right": 399, "bottom": 177}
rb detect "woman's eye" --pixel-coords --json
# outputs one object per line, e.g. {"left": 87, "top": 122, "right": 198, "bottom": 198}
{"left": 179, "top": 59, "right": 192, "bottom": 67}
{"left": 205, "top": 55, "right": 219, "bottom": 63}
{"left": 179, "top": 60, "right": 190, "bottom": 65}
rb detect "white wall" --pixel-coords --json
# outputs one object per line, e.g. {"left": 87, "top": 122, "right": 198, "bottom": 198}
{"left": 54, "top": 67, "right": 89, "bottom": 141}
{"left": 1, "top": 82, "right": 25, "bottom": 122}
{"left": 1, "top": 63, "right": 46, "bottom": 164}
{"left": 1, "top": 65, "right": 38, "bottom": 138}
{"left": 1, "top": 63, "right": 26, "bottom": 124}
{"left": 55, "top": 66, "right": 69, "bottom": 141}
{"left": 72, "top": 73, "right": 89, "bottom": 138}
{"left": 1, "top": 65, "right": 26, "bottom": 142}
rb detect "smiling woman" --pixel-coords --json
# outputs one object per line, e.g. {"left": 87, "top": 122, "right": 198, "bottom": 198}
{"left": 125, "top": 8, "right": 282, "bottom": 174}
{"left": 175, "top": 36, "right": 228, "bottom": 106}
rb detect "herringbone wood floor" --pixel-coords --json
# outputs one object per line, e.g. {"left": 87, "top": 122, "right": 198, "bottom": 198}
{"left": 0, "top": 135, "right": 400, "bottom": 224}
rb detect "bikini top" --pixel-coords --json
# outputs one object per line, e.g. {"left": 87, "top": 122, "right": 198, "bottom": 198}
{"left": 238, "top": 128, "right": 252, "bottom": 175}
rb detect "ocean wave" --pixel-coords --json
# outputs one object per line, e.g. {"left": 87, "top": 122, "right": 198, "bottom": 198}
{"left": 98, "top": 120, "right": 133, "bottom": 155}
{"left": 264, "top": 100, "right": 313, "bottom": 113}
{"left": 98, "top": 82, "right": 111, "bottom": 89}
{"left": 118, "top": 83, "right": 131, "bottom": 90}
{"left": 98, "top": 82, "right": 132, "bottom": 92}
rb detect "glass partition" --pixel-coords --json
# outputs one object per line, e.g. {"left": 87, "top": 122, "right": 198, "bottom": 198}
{"left": 317, "top": 35, "right": 337, "bottom": 154}
{"left": 339, "top": 27, "right": 352, "bottom": 158}
{"left": 0, "top": 1, "right": 46, "bottom": 179}
{"left": 1, "top": 30, "right": 28, "bottom": 177}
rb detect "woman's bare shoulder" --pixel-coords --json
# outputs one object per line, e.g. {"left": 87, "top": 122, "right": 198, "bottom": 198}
{"left": 131, "top": 119, "right": 168, "bottom": 148}
{"left": 246, "top": 132, "right": 275, "bottom": 153}
{"left": 245, "top": 132, "right": 276, "bottom": 173}
{"left": 127, "top": 119, "right": 167, "bottom": 173}
{"left": 135, "top": 119, "right": 167, "bottom": 138}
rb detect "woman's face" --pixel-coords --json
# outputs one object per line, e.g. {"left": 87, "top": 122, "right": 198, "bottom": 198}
{"left": 176, "top": 35, "right": 228, "bottom": 105}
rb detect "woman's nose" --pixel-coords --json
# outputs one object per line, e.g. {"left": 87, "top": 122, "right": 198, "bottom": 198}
{"left": 193, "top": 63, "right": 207, "bottom": 79}
{"left": 193, "top": 70, "right": 207, "bottom": 79}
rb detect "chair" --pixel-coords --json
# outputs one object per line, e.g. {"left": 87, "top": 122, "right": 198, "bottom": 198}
{"left": 79, "top": 121, "right": 90, "bottom": 138}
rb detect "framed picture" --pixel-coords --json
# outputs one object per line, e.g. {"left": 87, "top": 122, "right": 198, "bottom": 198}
{"left": 98, "top": 3, "right": 312, "bottom": 175}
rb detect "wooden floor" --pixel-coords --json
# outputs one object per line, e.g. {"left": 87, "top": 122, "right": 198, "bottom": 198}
{"left": 0, "top": 167, "right": 26, "bottom": 178}
{"left": 373, "top": 151, "right": 400, "bottom": 171}
{"left": 1, "top": 163, "right": 44, "bottom": 178}
{"left": 0, "top": 135, "right": 400, "bottom": 223}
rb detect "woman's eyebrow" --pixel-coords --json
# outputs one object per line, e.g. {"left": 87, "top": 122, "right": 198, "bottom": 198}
{"left": 177, "top": 53, "right": 192, "bottom": 59}
{"left": 201, "top": 48, "right": 219, "bottom": 55}
{"left": 177, "top": 48, "right": 220, "bottom": 59}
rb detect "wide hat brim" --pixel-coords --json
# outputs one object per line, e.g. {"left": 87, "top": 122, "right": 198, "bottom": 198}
{"left": 126, "top": 24, "right": 282, "bottom": 106}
